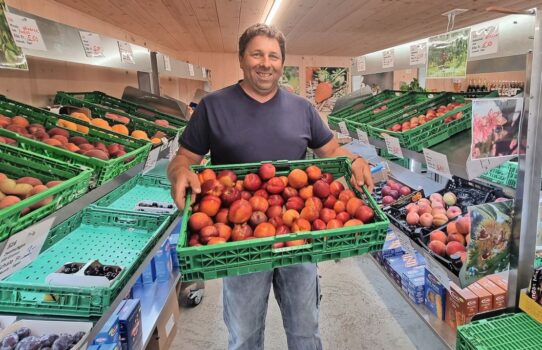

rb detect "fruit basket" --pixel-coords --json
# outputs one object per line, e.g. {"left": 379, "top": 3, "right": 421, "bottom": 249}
{"left": 54, "top": 92, "right": 179, "bottom": 141}
{"left": 0, "top": 95, "right": 151, "bottom": 188}
{"left": 480, "top": 160, "right": 518, "bottom": 188}
{"left": 177, "top": 157, "right": 389, "bottom": 282}
{"left": 366, "top": 91, "right": 497, "bottom": 152}
{"left": 0, "top": 208, "right": 170, "bottom": 317}
{"left": 0, "top": 144, "right": 91, "bottom": 240}
{"left": 92, "top": 174, "right": 177, "bottom": 216}
{"left": 456, "top": 313, "right": 542, "bottom": 350}
{"left": 60, "top": 90, "right": 187, "bottom": 130}
{"left": 328, "top": 90, "right": 404, "bottom": 123}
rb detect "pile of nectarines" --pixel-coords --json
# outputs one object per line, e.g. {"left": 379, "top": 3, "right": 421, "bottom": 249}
{"left": 0, "top": 173, "right": 62, "bottom": 213}
{"left": 187, "top": 163, "right": 376, "bottom": 247}
{"left": 403, "top": 192, "right": 461, "bottom": 229}
{"left": 386, "top": 102, "right": 464, "bottom": 133}
{"left": 427, "top": 214, "right": 471, "bottom": 264}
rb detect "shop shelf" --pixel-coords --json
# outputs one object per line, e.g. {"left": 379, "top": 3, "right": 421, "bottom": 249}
{"left": 519, "top": 290, "right": 542, "bottom": 324}
{"left": 0, "top": 208, "right": 171, "bottom": 317}
{"left": 92, "top": 174, "right": 176, "bottom": 216}
{"left": 456, "top": 313, "right": 542, "bottom": 350}
{"left": 479, "top": 160, "right": 518, "bottom": 188}
{"left": 0, "top": 95, "right": 151, "bottom": 188}
{"left": 0, "top": 144, "right": 91, "bottom": 240}
{"left": 61, "top": 91, "right": 187, "bottom": 129}
{"left": 328, "top": 90, "right": 404, "bottom": 124}
{"left": 54, "top": 92, "right": 180, "bottom": 140}
{"left": 177, "top": 157, "right": 389, "bottom": 282}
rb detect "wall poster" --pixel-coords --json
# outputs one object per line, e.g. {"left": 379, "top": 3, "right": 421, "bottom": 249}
{"left": 305, "top": 67, "right": 349, "bottom": 113}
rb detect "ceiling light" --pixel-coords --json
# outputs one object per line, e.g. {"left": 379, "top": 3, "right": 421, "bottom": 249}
{"left": 265, "top": 0, "right": 282, "bottom": 25}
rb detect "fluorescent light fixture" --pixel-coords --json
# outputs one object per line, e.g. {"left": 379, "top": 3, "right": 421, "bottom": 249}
{"left": 265, "top": 0, "right": 282, "bottom": 25}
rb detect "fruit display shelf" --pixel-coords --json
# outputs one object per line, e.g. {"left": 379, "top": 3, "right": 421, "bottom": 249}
{"left": 177, "top": 157, "right": 389, "bottom": 281}
{"left": 329, "top": 90, "right": 404, "bottom": 121}
{"left": 61, "top": 91, "right": 187, "bottom": 130}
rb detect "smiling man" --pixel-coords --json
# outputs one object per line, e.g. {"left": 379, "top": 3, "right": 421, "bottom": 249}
{"left": 168, "top": 23, "right": 373, "bottom": 350}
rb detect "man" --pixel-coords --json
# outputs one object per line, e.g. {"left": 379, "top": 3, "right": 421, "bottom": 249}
{"left": 168, "top": 23, "right": 374, "bottom": 350}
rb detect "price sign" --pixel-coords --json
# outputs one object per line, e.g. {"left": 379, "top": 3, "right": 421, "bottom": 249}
{"left": 356, "top": 56, "right": 366, "bottom": 72}
{"left": 410, "top": 42, "right": 427, "bottom": 65}
{"left": 423, "top": 148, "right": 452, "bottom": 178}
{"left": 395, "top": 231, "right": 416, "bottom": 257}
{"left": 169, "top": 132, "right": 180, "bottom": 160}
{"left": 470, "top": 25, "right": 499, "bottom": 57}
{"left": 202, "top": 67, "right": 207, "bottom": 78}
{"left": 144, "top": 146, "right": 160, "bottom": 172}
{"left": 382, "top": 49, "right": 394, "bottom": 68}
{"left": 0, "top": 217, "right": 55, "bottom": 280}
{"left": 164, "top": 55, "right": 171, "bottom": 71}
{"left": 118, "top": 41, "right": 135, "bottom": 64}
{"left": 188, "top": 63, "right": 194, "bottom": 76}
{"left": 6, "top": 13, "right": 47, "bottom": 51}
{"left": 383, "top": 134, "right": 403, "bottom": 158}
{"left": 79, "top": 31, "right": 104, "bottom": 57}
{"left": 423, "top": 252, "right": 450, "bottom": 290}
{"left": 338, "top": 121, "right": 349, "bottom": 136}
{"left": 356, "top": 128, "right": 369, "bottom": 144}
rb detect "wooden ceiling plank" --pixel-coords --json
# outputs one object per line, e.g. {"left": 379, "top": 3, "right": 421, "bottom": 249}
{"left": 162, "top": 0, "right": 213, "bottom": 51}
{"left": 216, "top": 0, "right": 242, "bottom": 52}
{"left": 188, "top": 0, "right": 223, "bottom": 51}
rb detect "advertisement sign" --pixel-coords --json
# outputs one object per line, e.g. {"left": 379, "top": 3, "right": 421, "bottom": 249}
{"left": 427, "top": 28, "right": 470, "bottom": 78}
{"left": 306, "top": 67, "right": 349, "bottom": 113}
{"left": 0, "top": 0, "right": 27, "bottom": 70}
{"left": 382, "top": 49, "right": 394, "bottom": 68}
{"left": 279, "top": 66, "right": 300, "bottom": 94}
{"left": 410, "top": 42, "right": 427, "bottom": 65}
{"left": 470, "top": 25, "right": 499, "bottom": 57}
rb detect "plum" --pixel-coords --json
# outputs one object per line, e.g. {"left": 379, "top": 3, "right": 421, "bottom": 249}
{"left": 72, "top": 332, "right": 85, "bottom": 344}
{"left": 15, "top": 328, "right": 30, "bottom": 340}
{"left": 1, "top": 333, "right": 18, "bottom": 349}
{"left": 39, "top": 334, "right": 58, "bottom": 348}
{"left": 14, "top": 336, "right": 40, "bottom": 350}
{"left": 51, "top": 335, "right": 71, "bottom": 350}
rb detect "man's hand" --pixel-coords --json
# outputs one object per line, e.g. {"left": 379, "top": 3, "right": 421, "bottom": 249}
{"left": 350, "top": 157, "right": 374, "bottom": 193}
{"left": 171, "top": 169, "right": 201, "bottom": 211}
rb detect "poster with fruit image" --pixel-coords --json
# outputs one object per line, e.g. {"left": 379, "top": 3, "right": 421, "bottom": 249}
{"left": 471, "top": 97, "right": 524, "bottom": 160}
{"left": 0, "top": 0, "right": 28, "bottom": 70}
{"left": 279, "top": 66, "right": 300, "bottom": 94}
{"left": 426, "top": 28, "right": 469, "bottom": 78}
{"left": 459, "top": 199, "right": 514, "bottom": 287}
{"left": 306, "top": 67, "right": 349, "bottom": 113}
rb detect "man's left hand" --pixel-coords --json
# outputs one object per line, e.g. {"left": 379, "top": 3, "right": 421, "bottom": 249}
{"left": 350, "top": 157, "right": 374, "bottom": 193}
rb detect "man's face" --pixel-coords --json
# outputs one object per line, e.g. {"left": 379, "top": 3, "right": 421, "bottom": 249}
{"left": 239, "top": 35, "right": 284, "bottom": 97}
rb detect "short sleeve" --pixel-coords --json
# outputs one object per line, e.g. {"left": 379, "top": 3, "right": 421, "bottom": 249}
{"left": 307, "top": 105, "right": 333, "bottom": 149}
{"left": 180, "top": 99, "right": 211, "bottom": 156}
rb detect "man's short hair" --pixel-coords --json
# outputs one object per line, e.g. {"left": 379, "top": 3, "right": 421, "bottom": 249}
{"left": 239, "top": 23, "right": 286, "bottom": 62}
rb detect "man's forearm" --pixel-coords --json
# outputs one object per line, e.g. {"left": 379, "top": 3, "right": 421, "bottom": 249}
{"left": 167, "top": 149, "right": 203, "bottom": 183}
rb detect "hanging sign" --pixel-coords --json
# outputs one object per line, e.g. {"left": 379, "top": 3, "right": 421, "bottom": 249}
{"left": 469, "top": 25, "right": 499, "bottom": 57}
{"left": 356, "top": 56, "right": 366, "bottom": 72}
{"left": 79, "top": 31, "right": 105, "bottom": 57}
{"left": 410, "top": 42, "right": 427, "bottom": 65}
{"left": 188, "top": 63, "right": 195, "bottom": 76}
{"left": 423, "top": 148, "right": 452, "bottom": 179}
{"left": 382, "top": 49, "right": 394, "bottom": 69}
{"left": 0, "top": 0, "right": 28, "bottom": 70}
{"left": 118, "top": 41, "right": 135, "bottom": 64}
{"left": 164, "top": 55, "right": 171, "bottom": 71}
{"left": 427, "top": 28, "right": 470, "bottom": 78}
{"left": 383, "top": 134, "right": 403, "bottom": 159}
{"left": 5, "top": 12, "right": 46, "bottom": 51}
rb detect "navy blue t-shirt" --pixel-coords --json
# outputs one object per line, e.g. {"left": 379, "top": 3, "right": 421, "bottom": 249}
{"left": 180, "top": 83, "right": 333, "bottom": 165}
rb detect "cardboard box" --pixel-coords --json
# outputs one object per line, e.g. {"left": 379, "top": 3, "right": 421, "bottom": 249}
{"left": 92, "top": 315, "right": 120, "bottom": 345}
{"left": 445, "top": 292, "right": 456, "bottom": 329}
{"left": 154, "top": 288, "right": 180, "bottom": 350}
{"left": 487, "top": 274, "right": 508, "bottom": 293}
{"left": 117, "top": 299, "right": 142, "bottom": 350}
{"left": 424, "top": 269, "right": 446, "bottom": 320}
{"left": 450, "top": 282, "right": 479, "bottom": 327}
{"left": 478, "top": 277, "right": 507, "bottom": 310}
{"left": 468, "top": 282, "right": 493, "bottom": 312}
{"left": 382, "top": 231, "right": 404, "bottom": 258}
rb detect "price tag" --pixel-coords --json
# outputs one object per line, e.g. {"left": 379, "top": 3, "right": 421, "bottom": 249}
{"left": 383, "top": 134, "right": 403, "bottom": 158}
{"left": 164, "top": 55, "right": 171, "bottom": 71}
{"left": 118, "top": 41, "right": 135, "bottom": 64}
{"left": 6, "top": 13, "right": 47, "bottom": 51}
{"left": 0, "top": 217, "right": 55, "bottom": 280}
{"left": 160, "top": 137, "right": 169, "bottom": 151}
{"left": 144, "top": 147, "right": 160, "bottom": 172}
{"left": 395, "top": 231, "right": 416, "bottom": 257}
{"left": 423, "top": 252, "right": 450, "bottom": 290}
{"left": 338, "top": 121, "right": 349, "bottom": 136}
{"left": 423, "top": 148, "right": 452, "bottom": 178}
{"left": 79, "top": 31, "right": 104, "bottom": 57}
{"left": 356, "top": 128, "right": 369, "bottom": 144}
{"left": 188, "top": 64, "right": 194, "bottom": 76}
{"left": 201, "top": 67, "right": 207, "bottom": 78}
{"left": 169, "top": 132, "right": 180, "bottom": 160}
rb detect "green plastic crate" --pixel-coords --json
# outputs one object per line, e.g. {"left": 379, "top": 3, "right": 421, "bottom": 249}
{"left": 480, "top": 161, "right": 518, "bottom": 188}
{"left": 0, "top": 208, "right": 170, "bottom": 317}
{"left": 177, "top": 157, "right": 390, "bottom": 282}
{"left": 0, "top": 144, "right": 91, "bottom": 241}
{"left": 62, "top": 91, "right": 187, "bottom": 129}
{"left": 143, "top": 159, "right": 170, "bottom": 179}
{"left": 92, "top": 174, "right": 176, "bottom": 216}
{"left": 456, "top": 313, "right": 542, "bottom": 350}
{"left": 366, "top": 92, "right": 497, "bottom": 152}
{"left": 378, "top": 148, "right": 411, "bottom": 169}
{"left": 54, "top": 92, "right": 180, "bottom": 140}
{"left": 0, "top": 95, "right": 151, "bottom": 188}
{"left": 328, "top": 90, "right": 404, "bottom": 121}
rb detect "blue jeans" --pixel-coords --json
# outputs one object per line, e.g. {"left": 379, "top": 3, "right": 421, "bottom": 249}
{"left": 223, "top": 263, "right": 322, "bottom": 350}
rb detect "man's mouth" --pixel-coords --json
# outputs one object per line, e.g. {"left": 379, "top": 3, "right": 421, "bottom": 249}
{"left": 257, "top": 72, "right": 273, "bottom": 78}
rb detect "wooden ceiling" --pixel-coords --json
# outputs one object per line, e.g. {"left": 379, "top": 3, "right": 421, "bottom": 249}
{"left": 53, "top": 0, "right": 541, "bottom": 56}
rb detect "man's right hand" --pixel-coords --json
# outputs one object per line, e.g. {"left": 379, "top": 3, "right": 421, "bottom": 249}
{"left": 171, "top": 169, "right": 201, "bottom": 211}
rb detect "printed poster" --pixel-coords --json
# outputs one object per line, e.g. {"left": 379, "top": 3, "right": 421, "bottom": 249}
{"left": 0, "top": 0, "right": 28, "bottom": 70}
{"left": 279, "top": 66, "right": 300, "bottom": 94}
{"left": 410, "top": 42, "right": 427, "bottom": 65}
{"left": 471, "top": 98, "right": 524, "bottom": 160}
{"left": 306, "top": 67, "right": 349, "bottom": 113}
{"left": 427, "top": 28, "right": 470, "bottom": 78}
{"left": 470, "top": 25, "right": 499, "bottom": 57}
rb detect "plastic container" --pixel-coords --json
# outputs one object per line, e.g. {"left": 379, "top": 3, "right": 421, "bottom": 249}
{"left": 0, "top": 143, "right": 91, "bottom": 240}
{"left": 177, "top": 157, "right": 389, "bottom": 282}
{"left": 480, "top": 160, "right": 518, "bottom": 188}
{"left": 0, "top": 208, "right": 170, "bottom": 317}
{"left": 328, "top": 90, "right": 404, "bottom": 123}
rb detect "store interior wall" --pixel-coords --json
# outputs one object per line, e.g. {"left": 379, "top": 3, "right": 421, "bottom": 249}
{"left": 393, "top": 69, "right": 418, "bottom": 90}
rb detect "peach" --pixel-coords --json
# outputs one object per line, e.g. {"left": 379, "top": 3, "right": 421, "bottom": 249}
{"left": 326, "top": 219, "right": 343, "bottom": 229}
{"left": 16, "top": 177, "right": 42, "bottom": 186}
{"left": 429, "top": 193, "right": 443, "bottom": 204}
{"left": 65, "top": 143, "right": 80, "bottom": 153}
{"left": 267, "top": 177, "right": 285, "bottom": 194}
{"left": 319, "top": 208, "right": 336, "bottom": 223}
{"left": 432, "top": 213, "right": 448, "bottom": 226}
{"left": 217, "top": 170, "right": 237, "bottom": 188}
{"left": 189, "top": 212, "right": 213, "bottom": 232}
{"left": 221, "top": 187, "right": 241, "bottom": 206}
{"left": 199, "top": 195, "right": 221, "bottom": 217}
{"left": 258, "top": 163, "right": 276, "bottom": 181}
{"left": 0, "top": 195, "right": 21, "bottom": 209}
{"left": 279, "top": 176, "right": 289, "bottom": 187}
{"left": 448, "top": 233, "right": 465, "bottom": 245}
{"left": 305, "top": 197, "right": 323, "bottom": 212}
{"left": 241, "top": 191, "right": 252, "bottom": 200}
{"left": 28, "top": 185, "right": 53, "bottom": 209}
{"left": 336, "top": 211, "right": 351, "bottom": 223}
{"left": 0, "top": 173, "right": 6, "bottom": 181}
{"left": 338, "top": 189, "right": 356, "bottom": 203}
{"left": 419, "top": 213, "right": 433, "bottom": 228}
{"left": 382, "top": 196, "right": 394, "bottom": 205}
{"left": 305, "top": 165, "right": 322, "bottom": 182}
{"left": 417, "top": 198, "right": 431, "bottom": 207}
{"left": 329, "top": 181, "right": 345, "bottom": 197}
{"left": 106, "top": 143, "right": 121, "bottom": 155}
{"left": 300, "top": 206, "right": 319, "bottom": 222}
{"left": 254, "top": 222, "right": 276, "bottom": 238}
{"left": 431, "top": 207, "right": 446, "bottom": 217}
{"left": 276, "top": 225, "right": 290, "bottom": 235}
{"left": 430, "top": 230, "right": 447, "bottom": 244}
{"left": 313, "top": 180, "right": 330, "bottom": 199}
{"left": 69, "top": 136, "right": 89, "bottom": 145}
{"left": 249, "top": 196, "right": 269, "bottom": 212}
{"left": 45, "top": 180, "right": 62, "bottom": 188}
{"left": 321, "top": 173, "right": 334, "bottom": 184}
{"left": 344, "top": 219, "right": 363, "bottom": 227}
{"left": 406, "top": 211, "right": 420, "bottom": 225}
{"left": 232, "top": 223, "right": 253, "bottom": 241}
{"left": 312, "top": 219, "right": 327, "bottom": 231}
{"left": 288, "top": 169, "right": 308, "bottom": 189}
{"left": 266, "top": 205, "right": 283, "bottom": 219}
{"left": 417, "top": 204, "right": 432, "bottom": 215}
{"left": 48, "top": 127, "right": 69, "bottom": 138}
{"left": 198, "top": 169, "right": 216, "bottom": 184}
{"left": 285, "top": 196, "right": 304, "bottom": 211}
{"left": 355, "top": 205, "right": 374, "bottom": 223}
{"left": 269, "top": 215, "right": 284, "bottom": 228}
{"left": 443, "top": 192, "right": 457, "bottom": 206}
{"left": 429, "top": 240, "right": 446, "bottom": 256}
{"left": 268, "top": 194, "right": 284, "bottom": 207}
{"left": 253, "top": 189, "right": 269, "bottom": 199}
{"left": 200, "top": 225, "right": 219, "bottom": 244}
{"left": 346, "top": 197, "right": 365, "bottom": 216}
{"left": 243, "top": 173, "right": 262, "bottom": 191}
{"left": 0, "top": 179, "right": 32, "bottom": 196}
{"left": 229, "top": 198, "right": 254, "bottom": 223}
{"left": 447, "top": 221, "right": 458, "bottom": 236}
{"left": 83, "top": 149, "right": 109, "bottom": 160}
{"left": 201, "top": 179, "right": 225, "bottom": 197}
{"left": 282, "top": 209, "right": 300, "bottom": 227}
{"left": 406, "top": 203, "right": 419, "bottom": 213}
{"left": 431, "top": 201, "right": 445, "bottom": 210}
{"left": 333, "top": 200, "right": 346, "bottom": 213}
{"left": 446, "top": 241, "right": 466, "bottom": 256}
{"left": 323, "top": 195, "right": 337, "bottom": 209}
{"left": 235, "top": 180, "right": 244, "bottom": 191}
{"left": 44, "top": 139, "right": 63, "bottom": 147}
{"left": 456, "top": 216, "right": 471, "bottom": 235}
{"left": 207, "top": 237, "right": 227, "bottom": 245}
{"left": 299, "top": 185, "right": 314, "bottom": 200}
{"left": 446, "top": 206, "right": 461, "bottom": 219}
{"left": 78, "top": 144, "right": 94, "bottom": 152}
{"left": 292, "top": 218, "right": 311, "bottom": 232}
{"left": 215, "top": 208, "right": 229, "bottom": 224}
{"left": 282, "top": 187, "right": 298, "bottom": 199}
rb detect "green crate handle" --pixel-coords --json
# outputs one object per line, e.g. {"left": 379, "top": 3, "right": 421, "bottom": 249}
{"left": 272, "top": 243, "right": 313, "bottom": 253}
{"left": 114, "top": 217, "right": 138, "bottom": 225}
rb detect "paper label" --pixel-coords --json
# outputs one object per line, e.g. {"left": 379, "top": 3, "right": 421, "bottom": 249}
{"left": 118, "top": 41, "right": 135, "bottom": 64}
{"left": 164, "top": 55, "right": 171, "bottom": 71}
{"left": 202, "top": 67, "right": 207, "bottom": 78}
{"left": 338, "top": 121, "right": 349, "bottom": 136}
{"left": 169, "top": 132, "right": 180, "bottom": 160}
{"left": 382, "top": 49, "right": 394, "bottom": 68}
{"left": 423, "top": 148, "right": 452, "bottom": 178}
{"left": 470, "top": 25, "right": 499, "bottom": 57}
{"left": 6, "top": 13, "right": 46, "bottom": 51}
{"left": 410, "top": 42, "right": 426, "bottom": 65}
{"left": 383, "top": 134, "right": 403, "bottom": 158}
{"left": 356, "top": 56, "right": 366, "bottom": 72}
{"left": 188, "top": 63, "right": 194, "bottom": 76}
{"left": 160, "top": 137, "right": 169, "bottom": 151}
{"left": 356, "top": 128, "right": 369, "bottom": 144}
{"left": 79, "top": 31, "right": 104, "bottom": 57}
{"left": 0, "top": 217, "right": 55, "bottom": 280}
{"left": 144, "top": 147, "right": 160, "bottom": 172}
{"left": 424, "top": 253, "right": 450, "bottom": 290}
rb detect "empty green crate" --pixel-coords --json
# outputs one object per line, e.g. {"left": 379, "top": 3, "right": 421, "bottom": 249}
{"left": 177, "top": 157, "right": 389, "bottom": 282}
{"left": 456, "top": 313, "right": 542, "bottom": 350}
{"left": 54, "top": 92, "right": 180, "bottom": 140}
{"left": 0, "top": 143, "right": 91, "bottom": 240}
{"left": 328, "top": 90, "right": 404, "bottom": 122}
{"left": 62, "top": 91, "right": 187, "bottom": 129}
{"left": 143, "top": 159, "right": 170, "bottom": 179}
{"left": 480, "top": 161, "right": 518, "bottom": 188}
{"left": 92, "top": 174, "right": 176, "bottom": 216}
{"left": 0, "top": 95, "right": 151, "bottom": 188}
{"left": 0, "top": 208, "right": 170, "bottom": 317}
{"left": 378, "top": 148, "right": 411, "bottom": 169}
